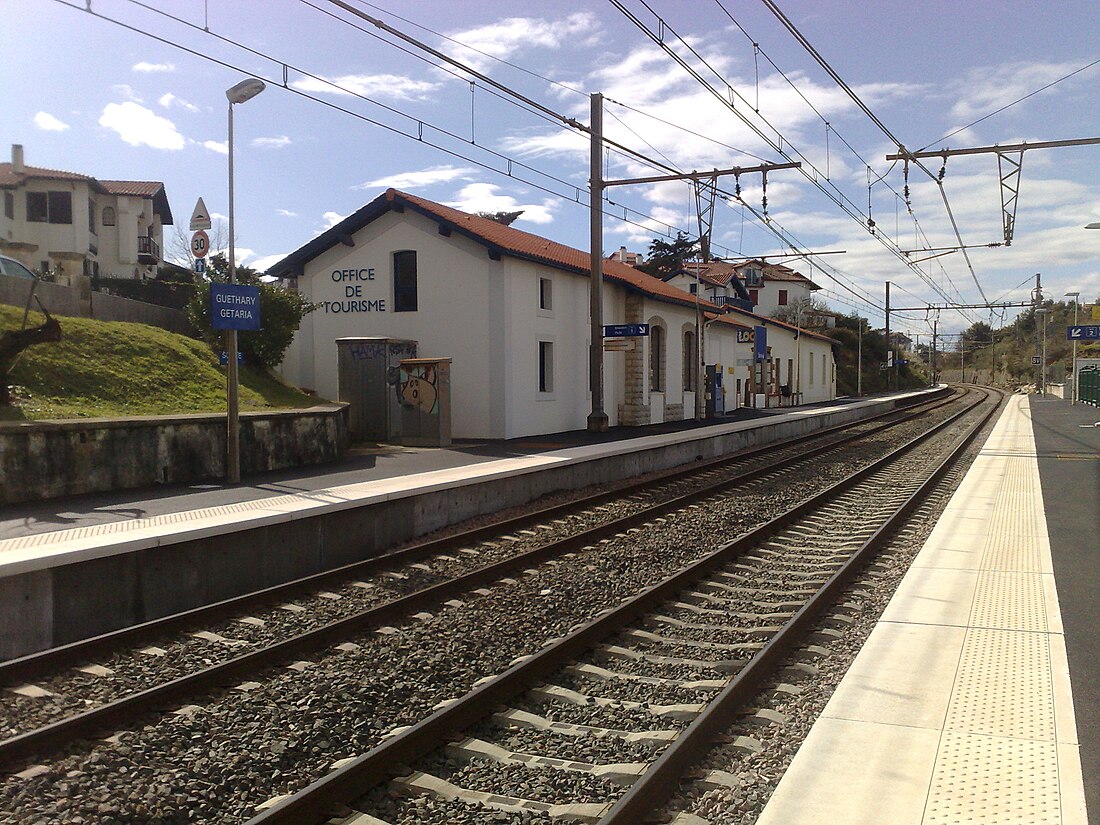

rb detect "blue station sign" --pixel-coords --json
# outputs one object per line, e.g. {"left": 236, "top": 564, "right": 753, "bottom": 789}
{"left": 1067, "top": 325, "right": 1100, "bottom": 341}
{"left": 754, "top": 325, "right": 767, "bottom": 362}
{"left": 211, "top": 283, "right": 261, "bottom": 331}
{"left": 603, "top": 323, "right": 650, "bottom": 338}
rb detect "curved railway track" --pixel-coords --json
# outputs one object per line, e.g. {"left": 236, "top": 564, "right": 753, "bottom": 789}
{"left": 245, "top": 386, "right": 1003, "bottom": 825}
{"left": 0, "top": 387, "right": 1000, "bottom": 824}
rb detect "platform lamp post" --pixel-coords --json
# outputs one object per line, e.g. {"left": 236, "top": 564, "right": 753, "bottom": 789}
{"left": 1066, "top": 291, "right": 1080, "bottom": 404}
{"left": 225, "top": 77, "right": 266, "bottom": 484}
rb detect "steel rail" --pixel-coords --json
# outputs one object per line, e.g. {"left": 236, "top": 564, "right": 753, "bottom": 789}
{"left": 243, "top": 388, "right": 993, "bottom": 824}
{"left": 0, "top": 389, "right": 958, "bottom": 769}
{"left": 0, "top": 389, "right": 951, "bottom": 685}
{"left": 600, "top": 386, "right": 1004, "bottom": 822}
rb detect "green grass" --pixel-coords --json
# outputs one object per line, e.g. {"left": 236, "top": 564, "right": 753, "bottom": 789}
{"left": 0, "top": 304, "right": 324, "bottom": 421}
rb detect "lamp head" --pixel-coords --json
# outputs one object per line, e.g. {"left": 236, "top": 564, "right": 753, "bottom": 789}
{"left": 226, "top": 78, "right": 266, "bottom": 105}
{"left": 1065, "top": 291, "right": 1080, "bottom": 299}
{"left": 1086, "top": 222, "right": 1100, "bottom": 230}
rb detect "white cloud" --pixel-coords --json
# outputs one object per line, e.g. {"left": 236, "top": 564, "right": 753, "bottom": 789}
{"left": 110, "top": 84, "right": 142, "bottom": 102}
{"left": 444, "top": 13, "right": 599, "bottom": 73}
{"left": 159, "top": 92, "right": 200, "bottom": 113}
{"left": 133, "top": 61, "right": 175, "bottom": 73}
{"left": 98, "top": 102, "right": 185, "bottom": 150}
{"left": 248, "top": 252, "right": 289, "bottom": 273}
{"left": 202, "top": 140, "right": 228, "bottom": 155}
{"left": 445, "top": 183, "right": 560, "bottom": 224}
{"left": 947, "top": 61, "right": 1087, "bottom": 122}
{"left": 359, "top": 165, "right": 477, "bottom": 190}
{"left": 34, "top": 111, "right": 69, "bottom": 132}
{"left": 291, "top": 73, "right": 440, "bottom": 101}
{"left": 251, "top": 135, "right": 292, "bottom": 149}
{"left": 323, "top": 211, "right": 347, "bottom": 229}
{"left": 276, "top": 208, "right": 298, "bottom": 217}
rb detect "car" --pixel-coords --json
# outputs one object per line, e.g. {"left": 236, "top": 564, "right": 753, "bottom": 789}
{"left": 0, "top": 254, "right": 37, "bottom": 280}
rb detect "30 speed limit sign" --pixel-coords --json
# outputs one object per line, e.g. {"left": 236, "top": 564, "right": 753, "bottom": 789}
{"left": 191, "top": 230, "right": 210, "bottom": 259}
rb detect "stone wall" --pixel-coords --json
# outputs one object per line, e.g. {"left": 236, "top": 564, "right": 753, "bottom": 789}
{"left": 0, "top": 276, "right": 191, "bottom": 335}
{"left": 0, "top": 405, "right": 349, "bottom": 504}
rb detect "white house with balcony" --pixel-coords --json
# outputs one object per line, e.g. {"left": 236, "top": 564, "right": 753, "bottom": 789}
{"left": 0, "top": 144, "right": 173, "bottom": 283}
{"left": 666, "top": 258, "right": 822, "bottom": 318}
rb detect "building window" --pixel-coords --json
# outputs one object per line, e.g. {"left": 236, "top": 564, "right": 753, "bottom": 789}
{"left": 748, "top": 288, "right": 759, "bottom": 304}
{"left": 683, "top": 329, "right": 697, "bottom": 392}
{"left": 3, "top": 191, "right": 12, "bottom": 220}
{"left": 689, "top": 282, "right": 697, "bottom": 294}
{"left": 102, "top": 206, "right": 116, "bottom": 226}
{"left": 778, "top": 289, "right": 788, "bottom": 306}
{"left": 538, "top": 341, "right": 553, "bottom": 392}
{"left": 393, "top": 250, "right": 417, "bottom": 312}
{"left": 649, "top": 325, "right": 665, "bottom": 392}
{"left": 88, "top": 199, "right": 96, "bottom": 234}
{"left": 48, "top": 191, "right": 72, "bottom": 224}
{"left": 27, "top": 192, "right": 48, "bottom": 222}
{"left": 539, "top": 277, "right": 553, "bottom": 311}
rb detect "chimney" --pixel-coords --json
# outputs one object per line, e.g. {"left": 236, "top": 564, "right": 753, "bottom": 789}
{"left": 11, "top": 145, "right": 24, "bottom": 173}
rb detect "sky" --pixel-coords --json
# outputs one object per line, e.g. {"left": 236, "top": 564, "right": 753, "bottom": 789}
{"left": 4, "top": 0, "right": 1100, "bottom": 338}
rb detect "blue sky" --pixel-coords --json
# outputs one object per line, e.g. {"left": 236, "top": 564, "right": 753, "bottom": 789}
{"left": 5, "top": 0, "right": 1100, "bottom": 336}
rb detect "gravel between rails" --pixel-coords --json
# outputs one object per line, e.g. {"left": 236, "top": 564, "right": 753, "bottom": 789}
{"left": 0, "top": 395, "right": 977, "bottom": 824}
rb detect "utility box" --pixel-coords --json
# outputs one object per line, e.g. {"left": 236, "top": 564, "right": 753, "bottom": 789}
{"left": 705, "top": 364, "right": 725, "bottom": 418}
{"left": 336, "top": 337, "right": 417, "bottom": 442}
{"left": 398, "top": 357, "right": 452, "bottom": 447}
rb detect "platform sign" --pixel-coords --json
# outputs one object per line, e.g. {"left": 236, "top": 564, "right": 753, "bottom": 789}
{"left": 603, "top": 323, "right": 649, "bottom": 338}
{"left": 1066, "top": 325, "right": 1100, "bottom": 340}
{"left": 754, "top": 326, "right": 767, "bottom": 362}
{"left": 1032, "top": 355, "right": 1042, "bottom": 365}
{"left": 603, "top": 338, "right": 636, "bottom": 352}
{"left": 210, "top": 283, "right": 261, "bottom": 331}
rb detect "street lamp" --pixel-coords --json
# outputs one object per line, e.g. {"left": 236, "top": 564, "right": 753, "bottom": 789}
{"left": 1066, "top": 291, "right": 1080, "bottom": 404}
{"left": 225, "top": 77, "right": 266, "bottom": 484}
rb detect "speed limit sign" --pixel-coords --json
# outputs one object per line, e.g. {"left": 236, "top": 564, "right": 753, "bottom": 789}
{"left": 191, "top": 230, "right": 210, "bottom": 259}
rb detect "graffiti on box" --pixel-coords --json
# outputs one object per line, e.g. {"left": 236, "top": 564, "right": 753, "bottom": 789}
{"left": 397, "top": 364, "right": 439, "bottom": 415}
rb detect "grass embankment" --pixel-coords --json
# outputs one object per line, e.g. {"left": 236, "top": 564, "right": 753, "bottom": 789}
{"left": 0, "top": 304, "right": 322, "bottom": 421}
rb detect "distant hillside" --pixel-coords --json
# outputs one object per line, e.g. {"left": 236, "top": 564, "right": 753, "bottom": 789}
{"left": 0, "top": 304, "right": 324, "bottom": 421}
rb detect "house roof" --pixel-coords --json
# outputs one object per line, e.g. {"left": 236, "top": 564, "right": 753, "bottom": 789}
{"left": 0, "top": 163, "right": 173, "bottom": 224}
{"left": 267, "top": 188, "right": 718, "bottom": 312}
{"left": 705, "top": 304, "right": 838, "bottom": 345}
{"left": 683, "top": 259, "right": 822, "bottom": 290}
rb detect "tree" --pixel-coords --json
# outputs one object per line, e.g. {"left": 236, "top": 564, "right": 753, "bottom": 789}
{"left": 771, "top": 296, "right": 829, "bottom": 327}
{"left": 635, "top": 232, "right": 699, "bottom": 278}
{"left": 476, "top": 210, "right": 523, "bottom": 226}
{"left": 187, "top": 253, "right": 316, "bottom": 369}
{"left": 1, "top": 297, "right": 61, "bottom": 405}
{"left": 961, "top": 320, "right": 993, "bottom": 346}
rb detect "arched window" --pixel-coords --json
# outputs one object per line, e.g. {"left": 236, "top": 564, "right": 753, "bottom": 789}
{"left": 649, "top": 325, "right": 665, "bottom": 392}
{"left": 682, "top": 328, "right": 697, "bottom": 392}
{"left": 102, "top": 206, "right": 116, "bottom": 227}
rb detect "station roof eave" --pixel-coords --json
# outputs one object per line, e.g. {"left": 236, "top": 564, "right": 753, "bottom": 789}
{"left": 265, "top": 188, "right": 720, "bottom": 314}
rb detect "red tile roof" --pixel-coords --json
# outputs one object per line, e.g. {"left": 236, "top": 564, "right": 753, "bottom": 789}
{"left": 0, "top": 162, "right": 95, "bottom": 187}
{"left": 100, "top": 180, "right": 166, "bottom": 198}
{"left": 0, "top": 164, "right": 173, "bottom": 224}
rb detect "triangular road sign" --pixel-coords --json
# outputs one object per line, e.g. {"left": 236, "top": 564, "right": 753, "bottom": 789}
{"left": 190, "top": 197, "right": 212, "bottom": 231}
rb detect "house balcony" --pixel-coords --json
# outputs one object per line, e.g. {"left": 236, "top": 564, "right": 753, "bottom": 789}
{"left": 137, "top": 235, "right": 160, "bottom": 265}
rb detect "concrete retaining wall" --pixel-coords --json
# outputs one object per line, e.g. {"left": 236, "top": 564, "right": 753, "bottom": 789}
{"left": 0, "top": 405, "right": 349, "bottom": 505}
{"left": 0, "top": 275, "right": 191, "bottom": 334}
{"left": 0, "top": 390, "right": 946, "bottom": 658}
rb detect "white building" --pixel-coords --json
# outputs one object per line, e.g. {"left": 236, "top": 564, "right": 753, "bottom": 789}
{"left": 269, "top": 189, "right": 836, "bottom": 440}
{"left": 668, "top": 258, "right": 822, "bottom": 317}
{"left": 0, "top": 144, "right": 172, "bottom": 283}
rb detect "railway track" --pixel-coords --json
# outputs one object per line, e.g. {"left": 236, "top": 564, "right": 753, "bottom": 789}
{"left": 0, "top": 387, "right": 995, "bottom": 823}
{"left": 244, "top": 386, "right": 1002, "bottom": 825}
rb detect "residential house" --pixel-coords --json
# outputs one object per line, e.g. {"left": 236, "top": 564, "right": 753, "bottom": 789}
{"left": 0, "top": 144, "right": 173, "bottom": 283}
{"left": 666, "top": 258, "right": 823, "bottom": 317}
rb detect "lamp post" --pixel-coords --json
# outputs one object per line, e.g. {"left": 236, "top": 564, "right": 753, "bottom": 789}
{"left": 225, "top": 77, "right": 266, "bottom": 484}
{"left": 1035, "top": 307, "right": 1049, "bottom": 395}
{"left": 1066, "top": 291, "right": 1080, "bottom": 403}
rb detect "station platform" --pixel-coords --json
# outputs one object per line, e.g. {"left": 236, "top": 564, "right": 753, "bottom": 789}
{"left": 757, "top": 393, "right": 1100, "bottom": 825}
{"left": 0, "top": 390, "right": 937, "bottom": 659}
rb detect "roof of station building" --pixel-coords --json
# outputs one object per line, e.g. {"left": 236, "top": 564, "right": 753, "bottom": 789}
{"left": 267, "top": 188, "right": 719, "bottom": 312}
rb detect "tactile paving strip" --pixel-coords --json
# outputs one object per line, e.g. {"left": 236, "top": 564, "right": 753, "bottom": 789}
{"left": 924, "top": 730, "right": 1061, "bottom": 824}
{"left": 945, "top": 626, "right": 1054, "bottom": 740}
{"left": 970, "top": 571, "right": 1049, "bottom": 633}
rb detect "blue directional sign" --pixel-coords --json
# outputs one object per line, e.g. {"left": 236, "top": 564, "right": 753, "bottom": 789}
{"left": 603, "top": 323, "right": 649, "bottom": 337}
{"left": 210, "top": 283, "right": 261, "bottom": 331}
{"left": 218, "top": 351, "right": 244, "bottom": 365}
{"left": 1067, "top": 325, "right": 1100, "bottom": 341}
{"left": 754, "top": 325, "right": 767, "bottom": 362}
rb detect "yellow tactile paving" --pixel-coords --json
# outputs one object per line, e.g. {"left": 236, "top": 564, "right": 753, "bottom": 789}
{"left": 757, "top": 395, "right": 1088, "bottom": 825}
